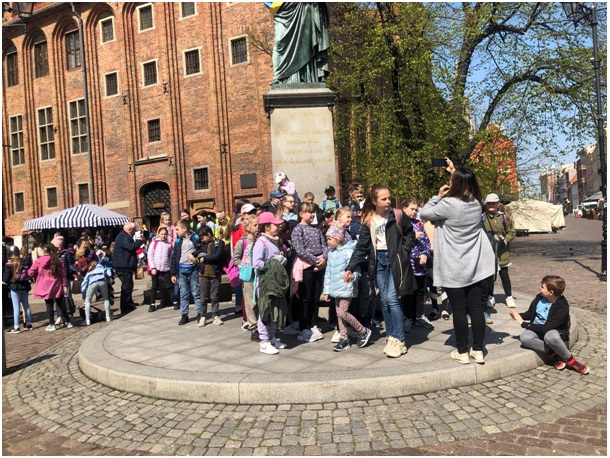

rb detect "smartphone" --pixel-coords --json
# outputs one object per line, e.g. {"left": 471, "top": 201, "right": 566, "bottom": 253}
{"left": 431, "top": 158, "right": 448, "bottom": 167}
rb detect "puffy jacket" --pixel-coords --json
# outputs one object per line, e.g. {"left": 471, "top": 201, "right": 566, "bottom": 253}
{"left": 482, "top": 211, "right": 516, "bottom": 267}
{"left": 112, "top": 230, "right": 144, "bottom": 272}
{"left": 148, "top": 237, "right": 173, "bottom": 272}
{"left": 346, "top": 208, "right": 417, "bottom": 297}
{"left": 323, "top": 240, "right": 360, "bottom": 298}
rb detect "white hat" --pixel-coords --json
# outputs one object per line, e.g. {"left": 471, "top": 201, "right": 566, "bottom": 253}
{"left": 484, "top": 193, "right": 500, "bottom": 203}
{"left": 275, "top": 172, "right": 286, "bottom": 184}
{"left": 240, "top": 203, "right": 256, "bottom": 214}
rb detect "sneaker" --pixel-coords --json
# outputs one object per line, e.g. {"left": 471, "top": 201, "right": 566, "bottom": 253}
{"left": 450, "top": 349, "right": 470, "bottom": 364}
{"left": 486, "top": 295, "right": 496, "bottom": 308}
{"left": 484, "top": 312, "right": 493, "bottom": 324}
{"left": 356, "top": 328, "right": 372, "bottom": 348}
{"left": 403, "top": 318, "right": 412, "bottom": 333}
{"left": 235, "top": 307, "right": 242, "bottom": 315}
{"left": 414, "top": 315, "right": 434, "bottom": 329}
{"left": 178, "top": 314, "right": 189, "bottom": 325}
{"left": 45, "top": 325, "right": 56, "bottom": 332}
{"left": 428, "top": 309, "right": 439, "bottom": 321}
{"left": 80, "top": 320, "right": 90, "bottom": 327}
{"left": 331, "top": 330, "right": 341, "bottom": 343}
{"left": 241, "top": 322, "right": 250, "bottom": 332}
{"left": 505, "top": 296, "right": 516, "bottom": 308}
{"left": 259, "top": 342, "right": 279, "bottom": 355}
{"left": 469, "top": 348, "right": 485, "bottom": 364}
{"left": 333, "top": 339, "right": 351, "bottom": 352}
{"left": 173, "top": 304, "right": 180, "bottom": 310}
{"left": 106, "top": 316, "right": 111, "bottom": 322}
{"left": 371, "top": 317, "right": 383, "bottom": 329}
{"left": 26, "top": 324, "right": 33, "bottom": 331}
{"left": 382, "top": 337, "right": 391, "bottom": 355}
{"left": 386, "top": 338, "right": 406, "bottom": 358}
{"left": 270, "top": 337, "right": 287, "bottom": 349}
{"left": 54, "top": 317, "right": 62, "bottom": 325}
{"left": 198, "top": 316, "right": 206, "bottom": 328}
{"left": 6, "top": 327, "right": 21, "bottom": 334}
{"left": 297, "top": 328, "right": 313, "bottom": 342}
{"left": 310, "top": 326, "right": 324, "bottom": 341}
{"left": 565, "top": 356, "right": 589, "bottom": 375}
{"left": 551, "top": 353, "right": 566, "bottom": 370}
{"left": 212, "top": 316, "right": 224, "bottom": 325}
{"left": 441, "top": 311, "right": 450, "bottom": 320}
{"left": 148, "top": 305, "right": 156, "bottom": 313}
{"left": 66, "top": 322, "right": 74, "bottom": 329}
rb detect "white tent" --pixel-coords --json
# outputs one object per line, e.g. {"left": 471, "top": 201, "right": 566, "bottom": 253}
{"left": 505, "top": 199, "right": 566, "bottom": 233}
{"left": 24, "top": 204, "right": 130, "bottom": 230}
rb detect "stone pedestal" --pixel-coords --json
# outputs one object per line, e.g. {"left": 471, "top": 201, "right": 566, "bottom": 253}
{"left": 264, "top": 85, "right": 337, "bottom": 199}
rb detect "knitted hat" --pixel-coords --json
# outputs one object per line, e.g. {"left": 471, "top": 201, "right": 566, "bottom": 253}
{"left": 51, "top": 235, "right": 64, "bottom": 248}
{"left": 326, "top": 221, "right": 346, "bottom": 242}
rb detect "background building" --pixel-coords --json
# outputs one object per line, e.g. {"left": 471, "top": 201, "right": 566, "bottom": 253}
{"left": 2, "top": 2, "right": 275, "bottom": 239}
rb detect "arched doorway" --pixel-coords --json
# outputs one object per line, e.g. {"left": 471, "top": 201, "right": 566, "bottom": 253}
{"left": 141, "top": 182, "right": 171, "bottom": 233}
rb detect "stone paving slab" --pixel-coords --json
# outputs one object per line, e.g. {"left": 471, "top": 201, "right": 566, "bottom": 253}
{"left": 3, "top": 305, "right": 605, "bottom": 456}
{"left": 77, "top": 290, "right": 576, "bottom": 405}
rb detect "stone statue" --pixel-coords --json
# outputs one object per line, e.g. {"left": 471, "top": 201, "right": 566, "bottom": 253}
{"left": 266, "top": 2, "right": 330, "bottom": 85}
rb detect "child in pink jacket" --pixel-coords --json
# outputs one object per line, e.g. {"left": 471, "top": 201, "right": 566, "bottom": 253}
{"left": 28, "top": 244, "right": 71, "bottom": 331}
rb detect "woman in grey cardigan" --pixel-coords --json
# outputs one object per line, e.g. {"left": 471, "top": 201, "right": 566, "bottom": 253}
{"left": 419, "top": 166, "right": 495, "bottom": 365}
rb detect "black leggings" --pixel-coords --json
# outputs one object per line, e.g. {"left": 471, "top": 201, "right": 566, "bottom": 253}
{"left": 150, "top": 271, "right": 172, "bottom": 308}
{"left": 483, "top": 267, "right": 512, "bottom": 298}
{"left": 298, "top": 266, "right": 324, "bottom": 331}
{"left": 45, "top": 298, "right": 70, "bottom": 326}
{"left": 445, "top": 283, "right": 485, "bottom": 353}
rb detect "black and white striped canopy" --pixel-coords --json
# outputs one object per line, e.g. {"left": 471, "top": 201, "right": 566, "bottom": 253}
{"left": 24, "top": 204, "right": 130, "bottom": 230}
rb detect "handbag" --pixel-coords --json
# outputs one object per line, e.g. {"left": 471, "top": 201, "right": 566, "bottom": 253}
{"left": 223, "top": 260, "right": 241, "bottom": 288}
{"left": 62, "top": 294, "right": 76, "bottom": 315}
{"left": 238, "top": 239, "right": 255, "bottom": 282}
{"left": 79, "top": 306, "right": 104, "bottom": 324}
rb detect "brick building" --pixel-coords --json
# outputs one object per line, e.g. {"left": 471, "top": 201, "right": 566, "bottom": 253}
{"left": 2, "top": 1, "right": 275, "bottom": 239}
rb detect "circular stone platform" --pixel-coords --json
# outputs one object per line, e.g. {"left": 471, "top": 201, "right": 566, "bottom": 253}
{"left": 79, "top": 290, "right": 577, "bottom": 405}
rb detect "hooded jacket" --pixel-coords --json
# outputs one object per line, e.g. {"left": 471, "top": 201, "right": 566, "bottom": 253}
{"left": 27, "top": 255, "right": 67, "bottom": 300}
{"left": 346, "top": 208, "right": 417, "bottom": 297}
{"left": 323, "top": 239, "right": 360, "bottom": 298}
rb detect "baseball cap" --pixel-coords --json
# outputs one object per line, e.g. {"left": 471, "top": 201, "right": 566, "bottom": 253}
{"left": 269, "top": 190, "right": 284, "bottom": 199}
{"left": 258, "top": 212, "right": 284, "bottom": 225}
{"left": 484, "top": 193, "right": 500, "bottom": 203}
{"left": 324, "top": 185, "right": 335, "bottom": 193}
{"left": 275, "top": 172, "right": 287, "bottom": 183}
{"left": 240, "top": 203, "right": 256, "bottom": 214}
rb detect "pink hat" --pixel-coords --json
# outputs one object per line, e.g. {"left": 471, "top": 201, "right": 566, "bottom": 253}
{"left": 51, "top": 235, "right": 64, "bottom": 248}
{"left": 257, "top": 212, "right": 284, "bottom": 225}
{"left": 326, "top": 221, "right": 346, "bottom": 241}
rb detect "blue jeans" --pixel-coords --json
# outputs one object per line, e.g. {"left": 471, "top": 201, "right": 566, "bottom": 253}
{"left": 10, "top": 290, "right": 31, "bottom": 329}
{"left": 376, "top": 251, "right": 405, "bottom": 341}
{"left": 178, "top": 269, "right": 202, "bottom": 316}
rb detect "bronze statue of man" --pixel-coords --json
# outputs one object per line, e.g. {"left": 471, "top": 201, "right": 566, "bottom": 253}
{"left": 266, "top": 2, "right": 330, "bottom": 85}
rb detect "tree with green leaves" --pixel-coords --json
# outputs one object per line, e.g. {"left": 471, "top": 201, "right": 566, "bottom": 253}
{"left": 327, "top": 2, "right": 606, "bottom": 201}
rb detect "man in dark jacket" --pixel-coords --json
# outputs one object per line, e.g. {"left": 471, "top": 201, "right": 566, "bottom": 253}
{"left": 112, "top": 222, "right": 144, "bottom": 315}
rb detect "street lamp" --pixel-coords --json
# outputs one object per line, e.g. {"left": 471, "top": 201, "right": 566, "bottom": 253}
{"left": 563, "top": 2, "right": 607, "bottom": 277}
{"left": 2, "top": 2, "right": 35, "bottom": 29}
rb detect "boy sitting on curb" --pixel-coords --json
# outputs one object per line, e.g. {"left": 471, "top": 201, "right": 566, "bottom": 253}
{"left": 510, "top": 275, "right": 589, "bottom": 375}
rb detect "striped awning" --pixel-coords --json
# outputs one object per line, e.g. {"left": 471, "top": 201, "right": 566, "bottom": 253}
{"left": 24, "top": 204, "right": 130, "bottom": 230}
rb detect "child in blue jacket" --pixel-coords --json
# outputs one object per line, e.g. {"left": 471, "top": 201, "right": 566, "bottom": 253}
{"left": 322, "top": 221, "right": 371, "bottom": 352}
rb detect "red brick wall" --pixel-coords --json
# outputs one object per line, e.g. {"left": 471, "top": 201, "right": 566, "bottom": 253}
{"left": 2, "top": 2, "right": 274, "bottom": 237}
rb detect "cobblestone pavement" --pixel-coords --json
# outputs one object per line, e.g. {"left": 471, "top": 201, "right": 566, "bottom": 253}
{"left": 2, "top": 216, "right": 607, "bottom": 456}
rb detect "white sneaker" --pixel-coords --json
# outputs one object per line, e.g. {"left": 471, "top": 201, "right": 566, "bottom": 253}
{"left": 486, "top": 295, "right": 496, "bottom": 308}
{"left": 80, "top": 320, "right": 90, "bottom": 326}
{"left": 310, "top": 326, "right": 324, "bottom": 341}
{"left": 106, "top": 316, "right": 111, "bottom": 322}
{"left": 297, "top": 328, "right": 313, "bottom": 342}
{"left": 198, "top": 316, "right": 206, "bottom": 327}
{"left": 54, "top": 317, "right": 62, "bottom": 325}
{"left": 66, "top": 322, "right": 74, "bottom": 329}
{"left": 506, "top": 296, "right": 516, "bottom": 308}
{"left": 45, "top": 325, "right": 56, "bottom": 332}
{"left": 212, "top": 316, "right": 224, "bottom": 325}
{"left": 270, "top": 337, "right": 287, "bottom": 349}
{"left": 331, "top": 330, "right": 341, "bottom": 343}
{"left": 259, "top": 342, "right": 279, "bottom": 355}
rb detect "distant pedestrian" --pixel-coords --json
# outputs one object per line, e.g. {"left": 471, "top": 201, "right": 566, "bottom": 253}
{"left": 28, "top": 244, "right": 72, "bottom": 331}
{"left": 3, "top": 246, "right": 33, "bottom": 333}
{"left": 321, "top": 186, "right": 341, "bottom": 215}
{"left": 510, "top": 275, "right": 589, "bottom": 375}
